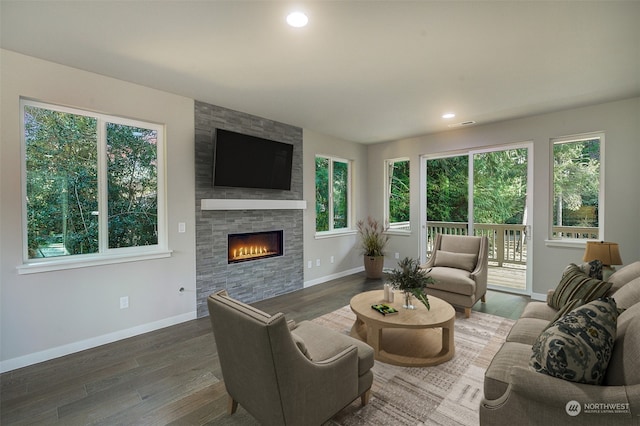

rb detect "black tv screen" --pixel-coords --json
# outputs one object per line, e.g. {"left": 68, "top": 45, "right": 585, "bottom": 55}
{"left": 213, "top": 129, "right": 294, "bottom": 190}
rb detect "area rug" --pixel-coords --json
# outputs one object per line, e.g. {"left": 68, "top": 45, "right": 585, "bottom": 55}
{"left": 315, "top": 306, "right": 516, "bottom": 426}
{"left": 214, "top": 307, "right": 515, "bottom": 426}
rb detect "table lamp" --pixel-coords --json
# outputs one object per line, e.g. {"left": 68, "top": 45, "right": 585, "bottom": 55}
{"left": 583, "top": 241, "right": 623, "bottom": 280}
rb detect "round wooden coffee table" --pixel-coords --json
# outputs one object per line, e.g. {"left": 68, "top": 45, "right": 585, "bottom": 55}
{"left": 350, "top": 290, "right": 455, "bottom": 367}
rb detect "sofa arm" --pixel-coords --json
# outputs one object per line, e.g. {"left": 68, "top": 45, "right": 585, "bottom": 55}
{"left": 510, "top": 366, "right": 632, "bottom": 407}
{"left": 481, "top": 366, "right": 638, "bottom": 425}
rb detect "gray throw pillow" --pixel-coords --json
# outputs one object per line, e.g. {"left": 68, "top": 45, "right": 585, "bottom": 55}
{"left": 530, "top": 297, "right": 618, "bottom": 385}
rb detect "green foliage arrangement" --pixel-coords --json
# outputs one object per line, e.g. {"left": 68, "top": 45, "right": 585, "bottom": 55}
{"left": 387, "top": 257, "right": 435, "bottom": 310}
{"left": 356, "top": 216, "right": 389, "bottom": 257}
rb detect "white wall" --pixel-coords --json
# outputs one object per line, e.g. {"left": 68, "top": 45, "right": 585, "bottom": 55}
{"left": 2, "top": 48, "right": 638, "bottom": 371}
{"left": 302, "top": 129, "right": 368, "bottom": 285}
{"left": 0, "top": 50, "right": 197, "bottom": 372}
{"left": 367, "top": 97, "right": 640, "bottom": 298}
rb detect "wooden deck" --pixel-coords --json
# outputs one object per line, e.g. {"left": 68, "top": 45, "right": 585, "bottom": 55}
{"left": 488, "top": 265, "right": 527, "bottom": 291}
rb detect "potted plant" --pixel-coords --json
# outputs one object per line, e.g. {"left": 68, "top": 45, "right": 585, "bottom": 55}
{"left": 357, "top": 216, "right": 389, "bottom": 279}
{"left": 387, "top": 257, "right": 435, "bottom": 310}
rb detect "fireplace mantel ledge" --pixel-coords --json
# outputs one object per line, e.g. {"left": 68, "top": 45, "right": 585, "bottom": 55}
{"left": 201, "top": 199, "right": 307, "bottom": 211}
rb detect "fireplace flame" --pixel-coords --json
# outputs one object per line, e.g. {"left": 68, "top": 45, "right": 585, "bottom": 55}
{"left": 232, "top": 246, "right": 271, "bottom": 260}
{"left": 228, "top": 230, "right": 283, "bottom": 264}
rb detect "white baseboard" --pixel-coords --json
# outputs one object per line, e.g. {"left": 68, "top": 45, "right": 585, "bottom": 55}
{"left": 0, "top": 311, "right": 197, "bottom": 373}
{"left": 530, "top": 292, "right": 547, "bottom": 301}
{"left": 304, "top": 266, "right": 364, "bottom": 288}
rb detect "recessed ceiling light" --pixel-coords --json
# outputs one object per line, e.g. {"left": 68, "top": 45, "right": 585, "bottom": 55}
{"left": 442, "top": 113, "right": 456, "bottom": 119}
{"left": 287, "top": 12, "right": 308, "bottom": 28}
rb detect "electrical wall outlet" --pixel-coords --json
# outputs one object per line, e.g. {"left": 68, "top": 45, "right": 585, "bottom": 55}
{"left": 395, "top": 252, "right": 400, "bottom": 259}
{"left": 330, "top": 256, "right": 335, "bottom": 264}
{"left": 120, "top": 296, "right": 129, "bottom": 309}
{"left": 316, "top": 259, "right": 321, "bottom": 267}
{"left": 307, "top": 261, "right": 312, "bottom": 269}
{"left": 178, "top": 222, "right": 186, "bottom": 233}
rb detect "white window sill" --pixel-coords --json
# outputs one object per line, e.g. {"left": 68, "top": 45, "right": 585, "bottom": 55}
{"left": 314, "top": 229, "right": 357, "bottom": 239}
{"left": 544, "top": 239, "right": 587, "bottom": 249}
{"left": 17, "top": 250, "right": 173, "bottom": 274}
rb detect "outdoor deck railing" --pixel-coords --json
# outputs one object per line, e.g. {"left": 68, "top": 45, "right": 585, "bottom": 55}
{"left": 426, "top": 221, "right": 527, "bottom": 267}
{"left": 426, "top": 222, "right": 598, "bottom": 268}
{"left": 551, "top": 226, "right": 599, "bottom": 240}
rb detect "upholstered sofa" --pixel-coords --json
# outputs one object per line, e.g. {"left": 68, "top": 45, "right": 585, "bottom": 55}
{"left": 207, "top": 290, "right": 374, "bottom": 425}
{"left": 481, "top": 261, "right": 640, "bottom": 425}
{"left": 422, "top": 234, "right": 489, "bottom": 317}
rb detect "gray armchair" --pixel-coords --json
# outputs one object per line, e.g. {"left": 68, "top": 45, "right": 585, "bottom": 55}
{"left": 207, "top": 290, "right": 374, "bottom": 425}
{"left": 422, "top": 234, "right": 489, "bottom": 317}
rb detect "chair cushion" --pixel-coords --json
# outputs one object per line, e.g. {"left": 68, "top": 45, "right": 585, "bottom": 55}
{"left": 519, "top": 301, "right": 558, "bottom": 321}
{"left": 530, "top": 297, "right": 618, "bottom": 385}
{"left": 608, "top": 261, "right": 640, "bottom": 294}
{"left": 427, "top": 266, "right": 476, "bottom": 296}
{"left": 605, "top": 303, "right": 640, "bottom": 385}
{"left": 292, "top": 320, "right": 374, "bottom": 376}
{"left": 548, "top": 264, "right": 612, "bottom": 310}
{"left": 505, "top": 317, "right": 549, "bottom": 345}
{"left": 433, "top": 250, "right": 477, "bottom": 272}
{"left": 611, "top": 276, "right": 640, "bottom": 310}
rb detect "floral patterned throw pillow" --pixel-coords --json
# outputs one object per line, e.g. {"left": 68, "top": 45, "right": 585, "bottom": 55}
{"left": 530, "top": 297, "right": 618, "bottom": 385}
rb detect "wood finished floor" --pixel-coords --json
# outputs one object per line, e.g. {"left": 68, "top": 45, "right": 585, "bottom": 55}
{"left": 0, "top": 273, "right": 529, "bottom": 425}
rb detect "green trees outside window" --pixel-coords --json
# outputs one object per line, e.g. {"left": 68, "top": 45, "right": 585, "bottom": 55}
{"left": 473, "top": 149, "right": 528, "bottom": 225}
{"left": 426, "top": 156, "right": 469, "bottom": 223}
{"left": 25, "top": 106, "right": 99, "bottom": 257}
{"left": 426, "top": 149, "right": 528, "bottom": 226}
{"left": 23, "top": 100, "right": 163, "bottom": 260}
{"left": 315, "top": 155, "right": 350, "bottom": 232}
{"left": 106, "top": 123, "right": 158, "bottom": 249}
{"left": 552, "top": 136, "right": 600, "bottom": 238}
{"left": 386, "top": 159, "right": 410, "bottom": 229}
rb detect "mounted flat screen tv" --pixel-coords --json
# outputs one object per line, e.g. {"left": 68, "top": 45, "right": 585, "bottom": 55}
{"left": 213, "top": 128, "right": 294, "bottom": 190}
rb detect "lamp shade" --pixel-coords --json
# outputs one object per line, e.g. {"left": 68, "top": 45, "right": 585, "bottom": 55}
{"left": 583, "top": 241, "right": 623, "bottom": 266}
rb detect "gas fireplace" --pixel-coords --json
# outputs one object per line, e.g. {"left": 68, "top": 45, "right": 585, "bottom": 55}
{"left": 228, "top": 230, "right": 284, "bottom": 264}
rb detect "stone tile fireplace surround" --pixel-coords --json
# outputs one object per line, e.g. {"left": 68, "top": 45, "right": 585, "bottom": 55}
{"left": 195, "top": 101, "right": 304, "bottom": 318}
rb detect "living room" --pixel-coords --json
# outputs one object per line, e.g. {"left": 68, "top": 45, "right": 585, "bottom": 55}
{"left": 1, "top": 1, "right": 639, "bottom": 424}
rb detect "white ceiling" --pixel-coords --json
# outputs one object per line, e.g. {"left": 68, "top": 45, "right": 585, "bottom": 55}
{"left": 2, "top": 1, "right": 639, "bottom": 144}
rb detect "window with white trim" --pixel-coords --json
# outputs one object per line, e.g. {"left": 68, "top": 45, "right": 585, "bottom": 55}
{"left": 551, "top": 133, "right": 602, "bottom": 240}
{"left": 385, "top": 158, "right": 410, "bottom": 232}
{"left": 315, "top": 155, "right": 351, "bottom": 233}
{"left": 21, "top": 99, "right": 166, "bottom": 264}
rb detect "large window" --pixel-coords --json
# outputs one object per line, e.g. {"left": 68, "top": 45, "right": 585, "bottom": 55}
{"left": 385, "top": 158, "right": 410, "bottom": 231}
{"left": 21, "top": 99, "right": 166, "bottom": 266}
{"left": 315, "top": 155, "right": 351, "bottom": 233}
{"left": 552, "top": 133, "right": 602, "bottom": 240}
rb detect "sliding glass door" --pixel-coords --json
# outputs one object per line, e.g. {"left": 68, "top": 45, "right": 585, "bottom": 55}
{"left": 421, "top": 144, "right": 532, "bottom": 294}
